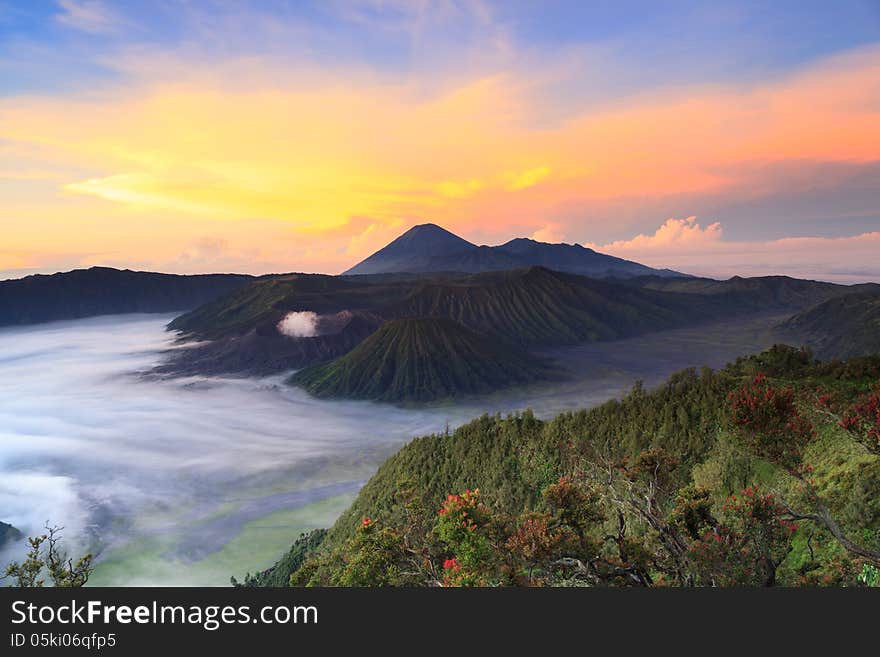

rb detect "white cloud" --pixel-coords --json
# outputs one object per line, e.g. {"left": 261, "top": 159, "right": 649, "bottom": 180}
{"left": 586, "top": 217, "right": 880, "bottom": 283}
{"left": 531, "top": 222, "right": 566, "bottom": 244}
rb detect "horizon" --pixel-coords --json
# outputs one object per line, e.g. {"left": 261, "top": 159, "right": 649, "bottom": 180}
{"left": 1, "top": 218, "right": 876, "bottom": 286}
{"left": 2, "top": 2, "right": 880, "bottom": 283}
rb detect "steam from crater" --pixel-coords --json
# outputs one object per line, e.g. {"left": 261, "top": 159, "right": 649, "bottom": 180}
{"left": 277, "top": 311, "right": 319, "bottom": 338}
{"left": 277, "top": 310, "right": 355, "bottom": 338}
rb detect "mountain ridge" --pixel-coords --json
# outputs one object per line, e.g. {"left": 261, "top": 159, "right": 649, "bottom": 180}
{"left": 0, "top": 267, "right": 257, "bottom": 327}
{"left": 343, "top": 223, "right": 686, "bottom": 278}
{"left": 780, "top": 292, "right": 880, "bottom": 359}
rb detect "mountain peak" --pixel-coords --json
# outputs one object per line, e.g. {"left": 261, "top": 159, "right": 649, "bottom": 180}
{"left": 343, "top": 223, "right": 475, "bottom": 275}
{"left": 408, "top": 222, "right": 451, "bottom": 233}
{"left": 345, "top": 222, "right": 686, "bottom": 279}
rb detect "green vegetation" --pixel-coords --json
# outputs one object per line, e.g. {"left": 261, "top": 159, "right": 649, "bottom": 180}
{"left": 261, "top": 345, "right": 880, "bottom": 587}
{"left": 232, "top": 529, "right": 327, "bottom": 587}
{"left": 290, "top": 317, "right": 556, "bottom": 402}
{"left": 88, "top": 492, "right": 354, "bottom": 587}
{"left": 3, "top": 525, "right": 93, "bottom": 587}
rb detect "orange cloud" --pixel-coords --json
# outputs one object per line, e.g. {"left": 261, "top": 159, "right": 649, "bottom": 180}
{"left": 586, "top": 217, "right": 723, "bottom": 254}
{"left": 1, "top": 45, "right": 879, "bottom": 276}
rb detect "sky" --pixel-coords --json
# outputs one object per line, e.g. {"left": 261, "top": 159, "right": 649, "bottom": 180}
{"left": 1, "top": 1, "right": 879, "bottom": 282}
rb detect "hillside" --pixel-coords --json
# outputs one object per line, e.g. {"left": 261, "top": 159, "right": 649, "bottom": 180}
{"left": 630, "top": 275, "right": 880, "bottom": 311}
{"left": 344, "top": 223, "right": 685, "bottom": 278}
{"left": 267, "top": 346, "right": 880, "bottom": 587}
{"left": 159, "top": 266, "right": 737, "bottom": 379}
{"left": 289, "top": 317, "right": 555, "bottom": 402}
{"left": 166, "top": 273, "right": 405, "bottom": 340}
{"left": 382, "top": 266, "right": 733, "bottom": 346}
{"left": 0, "top": 267, "right": 255, "bottom": 327}
{"left": 780, "top": 292, "right": 880, "bottom": 359}
{"left": 0, "top": 521, "right": 23, "bottom": 550}
{"left": 160, "top": 264, "right": 872, "bottom": 383}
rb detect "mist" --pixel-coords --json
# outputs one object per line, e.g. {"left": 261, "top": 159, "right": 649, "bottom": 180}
{"left": 0, "top": 315, "right": 475, "bottom": 584}
{"left": 0, "top": 313, "right": 784, "bottom": 585}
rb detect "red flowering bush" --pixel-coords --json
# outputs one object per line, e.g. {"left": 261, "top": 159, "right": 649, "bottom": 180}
{"left": 687, "top": 487, "right": 796, "bottom": 586}
{"left": 729, "top": 373, "right": 815, "bottom": 473}
{"left": 434, "top": 489, "right": 494, "bottom": 586}
{"left": 839, "top": 384, "right": 880, "bottom": 455}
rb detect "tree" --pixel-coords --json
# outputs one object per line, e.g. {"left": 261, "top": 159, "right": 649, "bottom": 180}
{"left": 683, "top": 487, "right": 796, "bottom": 586}
{"left": 3, "top": 524, "right": 93, "bottom": 588}
{"left": 838, "top": 383, "right": 880, "bottom": 456}
{"left": 729, "top": 374, "right": 880, "bottom": 565}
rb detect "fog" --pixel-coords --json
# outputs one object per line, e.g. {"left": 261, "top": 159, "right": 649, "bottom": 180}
{"left": 0, "top": 313, "right": 784, "bottom": 585}
{"left": 0, "top": 315, "right": 471, "bottom": 585}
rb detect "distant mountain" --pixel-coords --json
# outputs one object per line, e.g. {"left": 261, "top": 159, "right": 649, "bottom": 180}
{"left": 343, "top": 223, "right": 685, "bottom": 278}
{"left": 342, "top": 224, "right": 477, "bottom": 275}
{"left": 159, "top": 257, "right": 880, "bottom": 401}
{"left": 780, "top": 292, "right": 880, "bottom": 359}
{"left": 629, "top": 275, "right": 880, "bottom": 311}
{"left": 0, "top": 521, "right": 23, "bottom": 549}
{"left": 289, "top": 317, "right": 555, "bottom": 402}
{"left": 160, "top": 266, "right": 753, "bottom": 381}
{"left": 0, "top": 267, "right": 256, "bottom": 327}
{"left": 493, "top": 238, "right": 681, "bottom": 278}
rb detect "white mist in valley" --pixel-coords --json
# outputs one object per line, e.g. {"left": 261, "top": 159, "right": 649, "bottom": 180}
{"left": 0, "top": 313, "right": 782, "bottom": 585}
{"left": 0, "top": 315, "right": 471, "bottom": 585}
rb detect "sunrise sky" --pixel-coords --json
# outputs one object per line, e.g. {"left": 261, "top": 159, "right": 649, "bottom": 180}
{"left": 2, "top": 1, "right": 879, "bottom": 282}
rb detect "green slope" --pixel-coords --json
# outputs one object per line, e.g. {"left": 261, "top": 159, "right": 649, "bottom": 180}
{"left": 289, "top": 317, "right": 555, "bottom": 402}
{"left": 271, "top": 346, "right": 880, "bottom": 587}
{"left": 167, "top": 273, "right": 410, "bottom": 340}
{"left": 382, "top": 266, "right": 729, "bottom": 346}
{"left": 781, "top": 292, "right": 880, "bottom": 359}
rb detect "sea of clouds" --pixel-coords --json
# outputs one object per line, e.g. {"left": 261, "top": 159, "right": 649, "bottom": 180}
{"left": 0, "top": 315, "right": 469, "bottom": 583}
